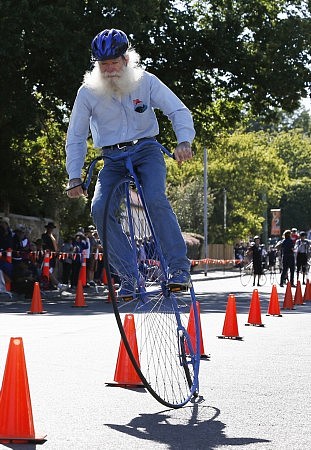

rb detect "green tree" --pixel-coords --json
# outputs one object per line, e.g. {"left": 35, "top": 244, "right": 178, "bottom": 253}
{"left": 1, "top": 0, "right": 311, "bottom": 225}
{"left": 168, "top": 131, "right": 289, "bottom": 242}
{"left": 272, "top": 130, "right": 311, "bottom": 229}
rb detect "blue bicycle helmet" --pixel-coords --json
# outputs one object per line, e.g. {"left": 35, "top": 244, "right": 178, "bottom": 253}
{"left": 91, "top": 29, "right": 129, "bottom": 61}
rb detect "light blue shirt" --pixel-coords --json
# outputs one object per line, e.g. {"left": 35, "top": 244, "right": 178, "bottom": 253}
{"left": 66, "top": 71, "right": 195, "bottom": 179}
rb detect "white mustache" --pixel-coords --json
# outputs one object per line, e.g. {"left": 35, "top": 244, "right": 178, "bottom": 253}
{"left": 103, "top": 72, "right": 121, "bottom": 79}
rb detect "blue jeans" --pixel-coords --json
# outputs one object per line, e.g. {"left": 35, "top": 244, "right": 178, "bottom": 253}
{"left": 91, "top": 141, "right": 189, "bottom": 276}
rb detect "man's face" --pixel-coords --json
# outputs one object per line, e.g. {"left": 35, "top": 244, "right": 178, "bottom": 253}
{"left": 98, "top": 56, "right": 127, "bottom": 76}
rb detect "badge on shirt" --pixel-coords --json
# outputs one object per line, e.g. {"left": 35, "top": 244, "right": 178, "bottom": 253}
{"left": 133, "top": 98, "right": 147, "bottom": 113}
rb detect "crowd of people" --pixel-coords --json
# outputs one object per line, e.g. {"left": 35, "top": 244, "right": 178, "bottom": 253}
{"left": 0, "top": 217, "right": 106, "bottom": 297}
{"left": 0, "top": 215, "right": 161, "bottom": 298}
{"left": 234, "top": 227, "right": 311, "bottom": 287}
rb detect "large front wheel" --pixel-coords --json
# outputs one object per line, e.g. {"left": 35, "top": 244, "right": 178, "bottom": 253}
{"left": 102, "top": 178, "right": 200, "bottom": 408}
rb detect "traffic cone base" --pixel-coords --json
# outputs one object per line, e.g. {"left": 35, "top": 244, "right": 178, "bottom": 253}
{"left": 27, "top": 282, "right": 47, "bottom": 314}
{"left": 245, "top": 323, "right": 265, "bottom": 327}
{"left": 218, "top": 335, "right": 243, "bottom": 340}
{"left": 72, "top": 280, "right": 87, "bottom": 307}
{"left": 107, "top": 314, "right": 144, "bottom": 388}
{"left": 0, "top": 338, "right": 47, "bottom": 444}
{"left": 105, "top": 381, "right": 145, "bottom": 388}
{"left": 218, "top": 294, "right": 243, "bottom": 340}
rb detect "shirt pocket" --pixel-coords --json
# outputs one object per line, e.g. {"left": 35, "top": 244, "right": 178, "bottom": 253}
{"left": 127, "top": 103, "right": 152, "bottom": 131}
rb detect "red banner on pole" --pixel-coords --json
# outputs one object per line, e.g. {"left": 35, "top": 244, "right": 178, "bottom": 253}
{"left": 271, "top": 209, "right": 281, "bottom": 236}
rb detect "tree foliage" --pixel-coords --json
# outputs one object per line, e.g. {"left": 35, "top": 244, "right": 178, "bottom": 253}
{"left": 1, "top": 1, "right": 311, "bottom": 240}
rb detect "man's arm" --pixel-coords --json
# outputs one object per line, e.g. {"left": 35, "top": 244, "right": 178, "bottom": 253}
{"left": 66, "top": 86, "right": 91, "bottom": 196}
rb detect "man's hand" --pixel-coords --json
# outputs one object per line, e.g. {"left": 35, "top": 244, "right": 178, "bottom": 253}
{"left": 66, "top": 178, "right": 87, "bottom": 198}
{"left": 174, "top": 141, "right": 193, "bottom": 163}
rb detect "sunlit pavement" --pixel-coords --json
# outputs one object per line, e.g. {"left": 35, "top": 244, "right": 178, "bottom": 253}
{"left": 0, "top": 271, "right": 310, "bottom": 449}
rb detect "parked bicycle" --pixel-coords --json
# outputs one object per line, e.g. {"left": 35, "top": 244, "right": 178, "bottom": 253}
{"left": 83, "top": 143, "right": 201, "bottom": 409}
{"left": 240, "top": 261, "right": 267, "bottom": 287}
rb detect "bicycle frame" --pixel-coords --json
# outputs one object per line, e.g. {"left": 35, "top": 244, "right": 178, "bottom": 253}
{"left": 83, "top": 142, "right": 200, "bottom": 402}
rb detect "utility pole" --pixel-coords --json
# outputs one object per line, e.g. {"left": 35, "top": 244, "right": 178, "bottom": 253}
{"left": 223, "top": 187, "right": 227, "bottom": 260}
{"left": 204, "top": 147, "right": 208, "bottom": 276}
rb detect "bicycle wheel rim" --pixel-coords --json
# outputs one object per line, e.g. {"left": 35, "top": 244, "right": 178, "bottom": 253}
{"left": 240, "top": 273, "right": 252, "bottom": 286}
{"left": 103, "top": 178, "right": 200, "bottom": 408}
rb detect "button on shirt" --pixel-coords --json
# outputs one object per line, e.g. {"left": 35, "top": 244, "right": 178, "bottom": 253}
{"left": 66, "top": 71, "right": 195, "bottom": 180}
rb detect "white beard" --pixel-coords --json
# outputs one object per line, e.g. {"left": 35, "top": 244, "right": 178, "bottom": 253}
{"left": 83, "top": 50, "right": 144, "bottom": 97}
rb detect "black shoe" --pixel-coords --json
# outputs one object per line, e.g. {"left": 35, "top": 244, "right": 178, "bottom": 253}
{"left": 168, "top": 270, "right": 190, "bottom": 291}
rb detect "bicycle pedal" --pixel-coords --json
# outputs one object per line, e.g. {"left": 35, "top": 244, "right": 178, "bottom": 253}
{"left": 119, "top": 294, "right": 135, "bottom": 302}
{"left": 168, "top": 284, "right": 189, "bottom": 292}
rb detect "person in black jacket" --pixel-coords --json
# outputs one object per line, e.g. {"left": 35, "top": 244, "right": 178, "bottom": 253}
{"left": 248, "top": 236, "right": 264, "bottom": 286}
{"left": 278, "top": 230, "right": 295, "bottom": 287}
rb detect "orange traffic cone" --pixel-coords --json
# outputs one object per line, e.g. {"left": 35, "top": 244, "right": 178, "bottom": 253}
{"left": 27, "top": 282, "right": 47, "bottom": 314}
{"left": 266, "top": 285, "right": 282, "bottom": 316}
{"left": 282, "top": 282, "right": 295, "bottom": 310}
{"left": 294, "top": 281, "right": 304, "bottom": 305}
{"left": 106, "top": 314, "right": 144, "bottom": 387}
{"left": 102, "top": 267, "right": 108, "bottom": 285}
{"left": 218, "top": 294, "right": 243, "bottom": 340}
{"left": 42, "top": 251, "right": 50, "bottom": 279}
{"left": 72, "top": 279, "right": 87, "bottom": 307}
{"left": 186, "top": 301, "right": 209, "bottom": 359}
{"left": 78, "top": 250, "right": 87, "bottom": 287}
{"left": 303, "top": 279, "right": 311, "bottom": 302}
{"left": 245, "top": 289, "right": 264, "bottom": 327}
{"left": 0, "top": 337, "right": 47, "bottom": 444}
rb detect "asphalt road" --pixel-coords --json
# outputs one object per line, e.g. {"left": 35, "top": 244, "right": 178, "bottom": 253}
{"left": 0, "top": 270, "right": 310, "bottom": 450}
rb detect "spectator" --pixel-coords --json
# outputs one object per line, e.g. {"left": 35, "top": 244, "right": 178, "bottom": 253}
{"left": 0, "top": 217, "right": 13, "bottom": 251}
{"left": 71, "top": 232, "right": 88, "bottom": 288}
{"left": 85, "top": 226, "right": 98, "bottom": 286}
{"left": 11, "top": 226, "right": 38, "bottom": 297}
{"left": 12, "top": 226, "right": 32, "bottom": 262}
{"left": 0, "top": 217, "right": 13, "bottom": 294}
{"left": 290, "top": 228, "right": 299, "bottom": 244}
{"left": 267, "top": 245, "right": 277, "bottom": 270}
{"left": 60, "top": 236, "right": 74, "bottom": 285}
{"left": 144, "top": 235, "right": 156, "bottom": 260}
{"left": 137, "top": 238, "right": 147, "bottom": 278}
{"left": 295, "top": 231, "right": 310, "bottom": 285}
{"left": 278, "top": 230, "right": 295, "bottom": 287}
{"left": 247, "top": 236, "right": 264, "bottom": 286}
{"left": 42, "top": 222, "right": 58, "bottom": 252}
{"left": 41, "top": 223, "right": 67, "bottom": 291}
{"left": 234, "top": 242, "right": 245, "bottom": 270}
{"left": 93, "top": 231, "right": 105, "bottom": 285}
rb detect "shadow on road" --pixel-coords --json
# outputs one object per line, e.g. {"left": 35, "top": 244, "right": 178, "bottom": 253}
{"left": 105, "top": 402, "right": 270, "bottom": 449}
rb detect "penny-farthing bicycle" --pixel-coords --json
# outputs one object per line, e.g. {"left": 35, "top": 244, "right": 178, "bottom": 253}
{"left": 84, "top": 142, "right": 201, "bottom": 408}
